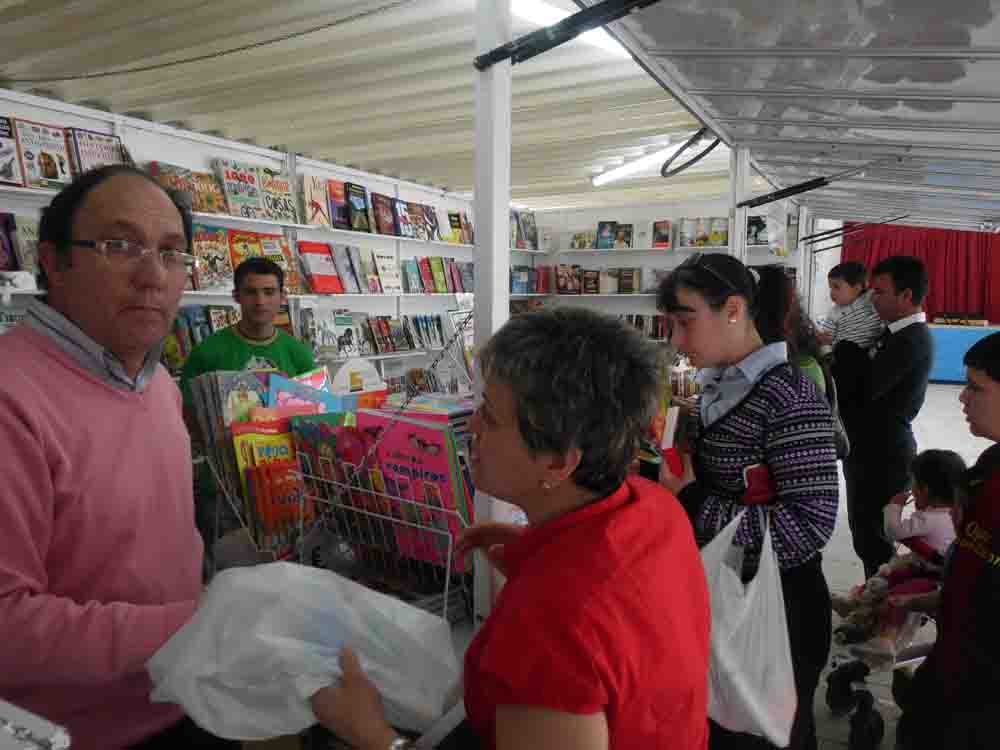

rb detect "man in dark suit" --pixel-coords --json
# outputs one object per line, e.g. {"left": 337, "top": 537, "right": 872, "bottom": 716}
{"left": 839, "top": 256, "right": 933, "bottom": 578}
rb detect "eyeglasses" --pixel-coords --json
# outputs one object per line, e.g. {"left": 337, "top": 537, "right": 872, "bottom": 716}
{"left": 70, "top": 239, "right": 198, "bottom": 273}
{"left": 678, "top": 252, "right": 738, "bottom": 293}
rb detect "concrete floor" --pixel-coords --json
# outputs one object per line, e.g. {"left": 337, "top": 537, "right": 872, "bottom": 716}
{"left": 816, "top": 383, "right": 990, "bottom": 749}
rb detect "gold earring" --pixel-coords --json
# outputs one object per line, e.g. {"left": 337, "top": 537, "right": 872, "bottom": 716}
{"left": 541, "top": 480, "right": 553, "bottom": 490}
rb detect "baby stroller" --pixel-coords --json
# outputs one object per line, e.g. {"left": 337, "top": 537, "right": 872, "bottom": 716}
{"left": 824, "top": 537, "right": 944, "bottom": 750}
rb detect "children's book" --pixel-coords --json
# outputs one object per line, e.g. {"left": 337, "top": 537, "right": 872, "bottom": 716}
{"left": 409, "top": 202, "right": 430, "bottom": 241}
{"left": 66, "top": 127, "right": 126, "bottom": 175}
{"left": 269, "top": 374, "right": 344, "bottom": 413}
{"left": 148, "top": 161, "right": 194, "bottom": 205}
{"left": 401, "top": 258, "right": 423, "bottom": 293}
{"left": 191, "top": 171, "right": 227, "bottom": 214}
{"left": 429, "top": 257, "right": 449, "bottom": 293}
{"left": 214, "top": 159, "right": 263, "bottom": 219}
{"left": 0, "top": 116, "right": 24, "bottom": 186}
{"left": 652, "top": 220, "right": 673, "bottom": 249}
{"left": 259, "top": 233, "right": 303, "bottom": 294}
{"left": 370, "top": 192, "right": 398, "bottom": 235}
{"left": 218, "top": 371, "right": 270, "bottom": 426}
{"left": 259, "top": 167, "right": 299, "bottom": 223}
{"left": 347, "top": 246, "right": 371, "bottom": 294}
{"left": 360, "top": 248, "right": 383, "bottom": 294}
{"left": 517, "top": 210, "right": 538, "bottom": 251}
{"left": 423, "top": 205, "right": 442, "bottom": 241}
{"left": 327, "top": 179, "right": 351, "bottom": 229}
{"left": 393, "top": 200, "right": 415, "bottom": 239}
{"left": 10, "top": 215, "right": 38, "bottom": 275}
{"left": 228, "top": 229, "right": 264, "bottom": 273}
{"left": 192, "top": 223, "right": 234, "bottom": 292}
{"left": 614, "top": 223, "right": 634, "bottom": 249}
{"left": 14, "top": 119, "right": 72, "bottom": 189}
{"left": 302, "top": 175, "right": 332, "bottom": 227}
{"left": 330, "top": 243, "right": 361, "bottom": 294}
{"left": 373, "top": 251, "right": 402, "bottom": 294}
{"left": 298, "top": 241, "right": 344, "bottom": 294}
{"left": 345, "top": 182, "right": 371, "bottom": 232}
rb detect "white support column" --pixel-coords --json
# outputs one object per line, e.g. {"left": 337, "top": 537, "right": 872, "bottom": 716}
{"left": 472, "top": 0, "right": 513, "bottom": 624}
{"left": 796, "top": 204, "right": 812, "bottom": 308}
{"left": 729, "top": 147, "right": 750, "bottom": 264}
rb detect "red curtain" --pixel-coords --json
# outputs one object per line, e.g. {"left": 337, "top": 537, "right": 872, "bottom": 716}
{"left": 841, "top": 223, "right": 1000, "bottom": 322}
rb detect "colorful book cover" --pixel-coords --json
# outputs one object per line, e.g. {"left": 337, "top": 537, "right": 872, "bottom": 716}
{"left": 259, "top": 167, "right": 298, "bottom": 223}
{"left": 393, "top": 200, "right": 415, "bottom": 238}
{"left": 370, "top": 192, "right": 398, "bottom": 235}
{"left": 0, "top": 117, "right": 24, "bottom": 186}
{"left": 459, "top": 212, "right": 474, "bottom": 245}
{"left": 191, "top": 171, "right": 227, "bottom": 214}
{"left": 218, "top": 371, "right": 270, "bottom": 426}
{"left": 447, "top": 212, "right": 463, "bottom": 244}
{"left": 429, "top": 257, "right": 449, "bottom": 293}
{"left": 582, "top": 268, "right": 600, "bottom": 294}
{"left": 0, "top": 213, "right": 17, "bottom": 271}
{"left": 618, "top": 267, "right": 639, "bottom": 294}
{"left": 449, "top": 260, "right": 464, "bottom": 293}
{"left": 259, "top": 233, "right": 303, "bottom": 293}
{"left": 345, "top": 182, "right": 371, "bottom": 232}
{"left": 11, "top": 215, "right": 38, "bottom": 275}
{"left": 214, "top": 159, "right": 264, "bottom": 219}
{"left": 435, "top": 207, "right": 455, "bottom": 243}
{"left": 417, "top": 256, "right": 436, "bottom": 293}
{"left": 192, "top": 223, "right": 234, "bottom": 292}
{"left": 351, "top": 312, "right": 377, "bottom": 355}
{"left": 360, "top": 249, "right": 383, "bottom": 294}
{"left": 294, "top": 366, "right": 331, "bottom": 391}
{"left": 408, "top": 202, "right": 430, "bottom": 241}
{"left": 302, "top": 175, "right": 331, "bottom": 227}
{"left": 330, "top": 243, "right": 361, "bottom": 294}
{"left": 228, "top": 229, "right": 264, "bottom": 273}
{"left": 459, "top": 262, "right": 475, "bottom": 293}
{"left": 289, "top": 413, "right": 347, "bottom": 501}
{"left": 614, "top": 223, "right": 634, "bottom": 249}
{"left": 596, "top": 221, "right": 617, "bottom": 249}
{"left": 232, "top": 420, "right": 297, "bottom": 519}
{"left": 570, "top": 231, "right": 597, "bottom": 249}
{"left": 509, "top": 210, "right": 520, "bottom": 249}
{"left": 66, "top": 128, "right": 125, "bottom": 175}
{"left": 14, "top": 119, "right": 72, "bottom": 189}
{"left": 373, "top": 251, "right": 402, "bottom": 294}
{"left": 299, "top": 241, "right": 344, "bottom": 294}
{"left": 270, "top": 373, "right": 343, "bottom": 412}
{"left": 148, "top": 161, "right": 194, "bottom": 206}
{"left": 652, "top": 220, "right": 673, "bottom": 249}
{"left": 401, "top": 258, "right": 423, "bottom": 293}
{"left": 423, "top": 205, "right": 442, "bottom": 241}
{"left": 441, "top": 258, "right": 455, "bottom": 293}
{"left": 207, "top": 305, "right": 231, "bottom": 332}
{"left": 327, "top": 179, "right": 351, "bottom": 229}
{"left": 356, "top": 409, "right": 471, "bottom": 570}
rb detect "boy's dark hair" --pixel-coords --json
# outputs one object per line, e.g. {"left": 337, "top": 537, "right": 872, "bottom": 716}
{"left": 234, "top": 257, "right": 284, "bottom": 292}
{"left": 828, "top": 261, "right": 867, "bottom": 287}
{"left": 871, "top": 255, "right": 929, "bottom": 305}
{"left": 911, "top": 449, "right": 967, "bottom": 506}
{"left": 964, "top": 331, "right": 1000, "bottom": 384}
{"left": 657, "top": 253, "right": 758, "bottom": 314}
{"left": 37, "top": 165, "right": 193, "bottom": 289}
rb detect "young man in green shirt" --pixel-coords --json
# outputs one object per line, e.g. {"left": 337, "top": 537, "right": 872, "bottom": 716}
{"left": 180, "top": 256, "right": 315, "bottom": 413}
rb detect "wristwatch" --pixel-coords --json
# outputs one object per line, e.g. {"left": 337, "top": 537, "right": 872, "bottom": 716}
{"left": 388, "top": 738, "right": 416, "bottom": 750}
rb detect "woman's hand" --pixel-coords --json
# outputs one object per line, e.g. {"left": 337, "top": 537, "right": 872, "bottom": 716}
{"left": 659, "top": 450, "right": 696, "bottom": 495}
{"left": 456, "top": 522, "right": 526, "bottom": 578}
{"left": 311, "top": 648, "right": 398, "bottom": 750}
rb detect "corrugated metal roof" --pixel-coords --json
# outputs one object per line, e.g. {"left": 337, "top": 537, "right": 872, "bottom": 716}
{"left": 0, "top": 0, "right": 730, "bottom": 210}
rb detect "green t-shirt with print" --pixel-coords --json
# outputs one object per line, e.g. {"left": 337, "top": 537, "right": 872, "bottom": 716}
{"left": 180, "top": 326, "right": 316, "bottom": 408}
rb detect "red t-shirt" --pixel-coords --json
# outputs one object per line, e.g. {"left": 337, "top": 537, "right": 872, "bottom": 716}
{"left": 463, "top": 476, "right": 710, "bottom": 749}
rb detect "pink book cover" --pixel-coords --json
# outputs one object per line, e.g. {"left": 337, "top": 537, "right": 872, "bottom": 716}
{"left": 356, "top": 409, "right": 468, "bottom": 570}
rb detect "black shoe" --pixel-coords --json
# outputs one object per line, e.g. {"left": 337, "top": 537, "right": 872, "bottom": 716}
{"left": 849, "top": 690, "right": 885, "bottom": 750}
{"left": 827, "top": 660, "right": 871, "bottom": 716}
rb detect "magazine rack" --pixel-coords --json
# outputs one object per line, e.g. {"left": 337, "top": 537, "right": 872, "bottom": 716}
{"left": 202, "top": 447, "right": 471, "bottom": 623}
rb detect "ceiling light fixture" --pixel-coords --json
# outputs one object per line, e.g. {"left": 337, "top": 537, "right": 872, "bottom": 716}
{"left": 592, "top": 141, "right": 678, "bottom": 187}
{"left": 510, "top": 0, "right": 629, "bottom": 57}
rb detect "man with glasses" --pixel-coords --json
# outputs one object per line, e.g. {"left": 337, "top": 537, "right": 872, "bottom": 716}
{"left": 0, "top": 166, "right": 237, "bottom": 749}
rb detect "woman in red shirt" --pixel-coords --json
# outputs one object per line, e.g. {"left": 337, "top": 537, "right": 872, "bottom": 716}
{"left": 311, "top": 307, "right": 711, "bottom": 750}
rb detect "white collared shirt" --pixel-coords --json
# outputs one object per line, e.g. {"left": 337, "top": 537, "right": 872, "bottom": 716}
{"left": 888, "top": 311, "right": 927, "bottom": 334}
{"left": 696, "top": 341, "right": 789, "bottom": 427}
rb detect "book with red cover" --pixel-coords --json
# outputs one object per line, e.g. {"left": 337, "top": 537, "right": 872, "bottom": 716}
{"left": 298, "top": 241, "right": 344, "bottom": 294}
{"left": 327, "top": 179, "right": 351, "bottom": 229}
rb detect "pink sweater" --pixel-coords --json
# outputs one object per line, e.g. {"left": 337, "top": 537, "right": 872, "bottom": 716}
{"left": 0, "top": 326, "right": 203, "bottom": 749}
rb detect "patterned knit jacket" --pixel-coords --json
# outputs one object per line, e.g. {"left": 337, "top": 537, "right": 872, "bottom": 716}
{"left": 677, "top": 363, "right": 839, "bottom": 571}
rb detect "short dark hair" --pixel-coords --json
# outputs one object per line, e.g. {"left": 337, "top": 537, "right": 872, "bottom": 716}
{"left": 657, "top": 253, "right": 758, "bottom": 314}
{"left": 234, "top": 256, "right": 284, "bottom": 291}
{"left": 477, "top": 308, "right": 661, "bottom": 497}
{"left": 911, "top": 449, "right": 967, "bottom": 506}
{"left": 964, "top": 331, "right": 1000, "bottom": 383}
{"left": 828, "top": 261, "right": 867, "bottom": 287}
{"left": 37, "top": 165, "right": 192, "bottom": 289}
{"left": 871, "top": 255, "right": 929, "bottom": 305}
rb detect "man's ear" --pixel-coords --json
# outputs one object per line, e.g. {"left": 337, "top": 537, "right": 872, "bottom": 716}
{"left": 724, "top": 295, "right": 745, "bottom": 322}
{"left": 900, "top": 287, "right": 914, "bottom": 306}
{"left": 38, "top": 242, "right": 69, "bottom": 290}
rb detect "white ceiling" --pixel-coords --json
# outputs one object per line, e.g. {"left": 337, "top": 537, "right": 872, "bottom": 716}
{"left": 589, "top": 0, "right": 1000, "bottom": 231}
{"left": 0, "top": 0, "right": 735, "bottom": 211}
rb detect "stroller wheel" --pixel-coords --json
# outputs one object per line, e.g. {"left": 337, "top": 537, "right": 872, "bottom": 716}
{"left": 848, "top": 690, "right": 885, "bottom": 750}
{"left": 826, "top": 660, "right": 870, "bottom": 716}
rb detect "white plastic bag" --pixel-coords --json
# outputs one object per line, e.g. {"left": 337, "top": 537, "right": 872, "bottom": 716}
{"left": 147, "top": 562, "right": 460, "bottom": 740}
{"left": 702, "top": 511, "right": 797, "bottom": 747}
